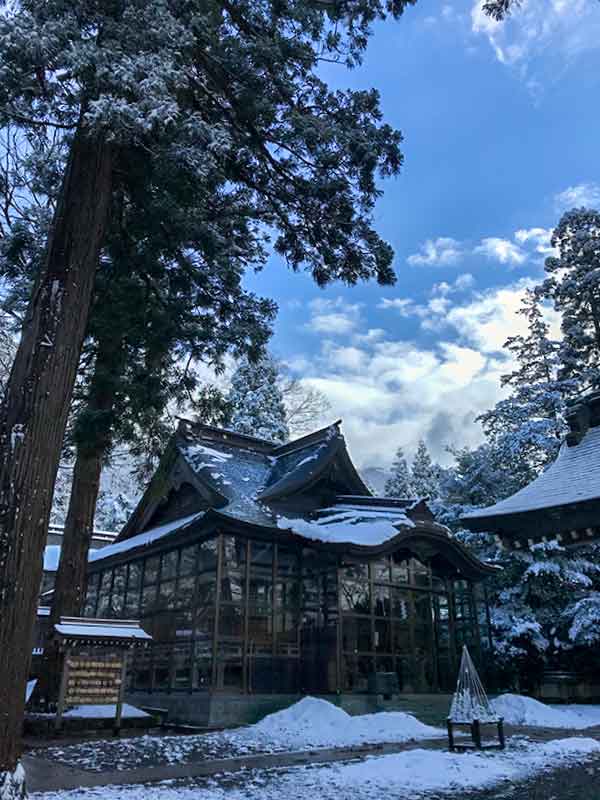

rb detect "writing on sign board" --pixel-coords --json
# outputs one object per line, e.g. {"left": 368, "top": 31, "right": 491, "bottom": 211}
{"left": 64, "top": 656, "right": 124, "bottom": 707}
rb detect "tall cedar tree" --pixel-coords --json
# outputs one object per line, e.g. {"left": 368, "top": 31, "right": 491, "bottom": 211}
{"left": 411, "top": 439, "right": 440, "bottom": 499}
{"left": 228, "top": 355, "right": 290, "bottom": 443}
{"left": 478, "top": 289, "right": 572, "bottom": 487}
{"left": 542, "top": 209, "right": 600, "bottom": 390}
{"left": 50, "top": 140, "right": 276, "bottom": 638}
{"left": 0, "top": 2, "right": 410, "bottom": 784}
{"left": 384, "top": 446, "right": 414, "bottom": 498}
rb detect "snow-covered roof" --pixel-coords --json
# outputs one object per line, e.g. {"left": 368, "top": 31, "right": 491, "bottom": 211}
{"left": 464, "top": 424, "right": 600, "bottom": 523}
{"left": 89, "top": 512, "right": 204, "bottom": 563}
{"left": 98, "top": 422, "right": 492, "bottom": 578}
{"left": 165, "top": 420, "right": 371, "bottom": 531}
{"left": 54, "top": 617, "right": 151, "bottom": 641}
{"left": 48, "top": 523, "right": 117, "bottom": 543}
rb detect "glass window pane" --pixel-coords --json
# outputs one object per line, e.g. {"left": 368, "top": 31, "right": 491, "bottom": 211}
{"left": 342, "top": 616, "right": 372, "bottom": 652}
{"left": 161, "top": 550, "right": 179, "bottom": 581}
{"left": 372, "top": 558, "right": 390, "bottom": 583}
{"left": 221, "top": 536, "right": 247, "bottom": 603}
{"left": 180, "top": 545, "right": 198, "bottom": 576}
{"left": 391, "top": 557, "right": 409, "bottom": 584}
{"left": 173, "top": 642, "right": 192, "bottom": 688}
{"left": 277, "top": 547, "right": 300, "bottom": 575}
{"left": 144, "top": 556, "right": 159, "bottom": 586}
{"left": 198, "top": 538, "right": 218, "bottom": 572}
{"left": 128, "top": 561, "right": 142, "bottom": 590}
{"left": 374, "top": 618, "right": 392, "bottom": 652}
{"left": 373, "top": 584, "right": 391, "bottom": 617}
{"left": 248, "top": 605, "right": 273, "bottom": 649}
{"left": 411, "top": 558, "right": 430, "bottom": 588}
{"left": 340, "top": 564, "right": 370, "bottom": 614}
{"left": 85, "top": 573, "right": 99, "bottom": 617}
{"left": 392, "top": 588, "right": 411, "bottom": 620}
{"left": 177, "top": 576, "right": 196, "bottom": 608}
{"left": 141, "top": 583, "right": 158, "bottom": 615}
{"left": 219, "top": 605, "right": 244, "bottom": 639}
{"left": 393, "top": 621, "right": 411, "bottom": 654}
{"left": 158, "top": 579, "right": 177, "bottom": 610}
{"left": 97, "top": 571, "right": 112, "bottom": 617}
{"left": 110, "top": 566, "right": 127, "bottom": 616}
{"left": 251, "top": 541, "right": 274, "bottom": 565}
{"left": 197, "top": 573, "right": 216, "bottom": 605}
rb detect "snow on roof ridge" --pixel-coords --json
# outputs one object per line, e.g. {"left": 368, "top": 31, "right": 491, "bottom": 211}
{"left": 271, "top": 420, "right": 342, "bottom": 457}
{"left": 177, "top": 418, "right": 278, "bottom": 451}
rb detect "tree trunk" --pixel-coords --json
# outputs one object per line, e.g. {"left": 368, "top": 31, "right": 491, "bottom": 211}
{"left": 50, "top": 448, "right": 104, "bottom": 626}
{"left": 0, "top": 127, "right": 113, "bottom": 783}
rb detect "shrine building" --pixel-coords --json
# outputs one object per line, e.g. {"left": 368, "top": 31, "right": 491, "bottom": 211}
{"left": 462, "top": 391, "right": 600, "bottom": 549}
{"left": 84, "top": 419, "right": 496, "bottom": 725}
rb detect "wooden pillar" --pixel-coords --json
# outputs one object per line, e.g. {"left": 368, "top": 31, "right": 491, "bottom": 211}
{"left": 211, "top": 533, "right": 223, "bottom": 689}
{"left": 468, "top": 580, "right": 483, "bottom": 667}
{"left": 446, "top": 718, "right": 455, "bottom": 751}
{"left": 426, "top": 562, "right": 438, "bottom": 692}
{"left": 407, "top": 562, "right": 417, "bottom": 691}
{"left": 54, "top": 645, "right": 71, "bottom": 732}
{"left": 243, "top": 538, "right": 251, "bottom": 693}
{"left": 483, "top": 582, "right": 494, "bottom": 653}
{"left": 497, "top": 718, "right": 505, "bottom": 749}
{"left": 272, "top": 543, "right": 278, "bottom": 661}
{"left": 114, "top": 650, "right": 129, "bottom": 735}
{"left": 471, "top": 718, "right": 482, "bottom": 749}
{"left": 369, "top": 562, "right": 376, "bottom": 677}
{"left": 336, "top": 563, "right": 342, "bottom": 693}
{"left": 445, "top": 579, "right": 457, "bottom": 676}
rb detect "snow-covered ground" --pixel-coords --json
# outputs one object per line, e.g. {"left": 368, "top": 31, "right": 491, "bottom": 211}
{"left": 491, "top": 694, "right": 600, "bottom": 729}
{"left": 32, "top": 737, "right": 600, "bottom": 800}
{"left": 40, "top": 697, "right": 443, "bottom": 772}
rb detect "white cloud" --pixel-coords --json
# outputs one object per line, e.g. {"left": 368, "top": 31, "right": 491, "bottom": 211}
{"left": 407, "top": 237, "right": 464, "bottom": 266}
{"left": 290, "top": 279, "right": 563, "bottom": 468}
{"left": 514, "top": 227, "right": 555, "bottom": 255}
{"left": 555, "top": 183, "right": 600, "bottom": 211}
{"left": 474, "top": 237, "right": 527, "bottom": 265}
{"left": 432, "top": 273, "right": 475, "bottom": 296}
{"left": 471, "top": 0, "right": 600, "bottom": 87}
{"left": 378, "top": 297, "right": 420, "bottom": 317}
{"left": 306, "top": 297, "right": 362, "bottom": 336}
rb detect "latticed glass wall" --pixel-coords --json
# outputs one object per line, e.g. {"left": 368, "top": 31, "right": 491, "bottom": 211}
{"left": 86, "top": 535, "right": 488, "bottom": 694}
{"left": 339, "top": 555, "right": 481, "bottom": 693}
{"left": 86, "top": 537, "right": 218, "bottom": 692}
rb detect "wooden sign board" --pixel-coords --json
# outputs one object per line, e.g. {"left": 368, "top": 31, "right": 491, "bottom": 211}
{"left": 55, "top": 650, "right": 129, "bottom": 732}
{"left": 64, "top": 656, "right": 124, "bottom": 707}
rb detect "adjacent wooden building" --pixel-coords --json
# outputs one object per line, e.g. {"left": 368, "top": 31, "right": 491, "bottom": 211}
{"left": 462, "top": 391, "right": 600, "bottom": 548}
{"left": 85, "top": 420, "right": 496, "bottom": 724}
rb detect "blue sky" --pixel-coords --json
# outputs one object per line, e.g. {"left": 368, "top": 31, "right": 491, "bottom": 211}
{"left": 246, "top": 0, "right": 600, "bottom": 470}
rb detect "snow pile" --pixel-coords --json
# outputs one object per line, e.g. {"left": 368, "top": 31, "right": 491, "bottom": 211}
{"left": 64, "top": 704, "right": 150, "bottom": 719}
{"left": 246, "top": 696, "right": 440, "bottom": 749}
{"left": 491, "top": 694, "right": 598, "bottom": 728}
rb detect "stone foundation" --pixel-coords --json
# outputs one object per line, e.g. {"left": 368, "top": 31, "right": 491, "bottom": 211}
{"left": 125, "top": 691, "right": 454, "bottom": 729}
